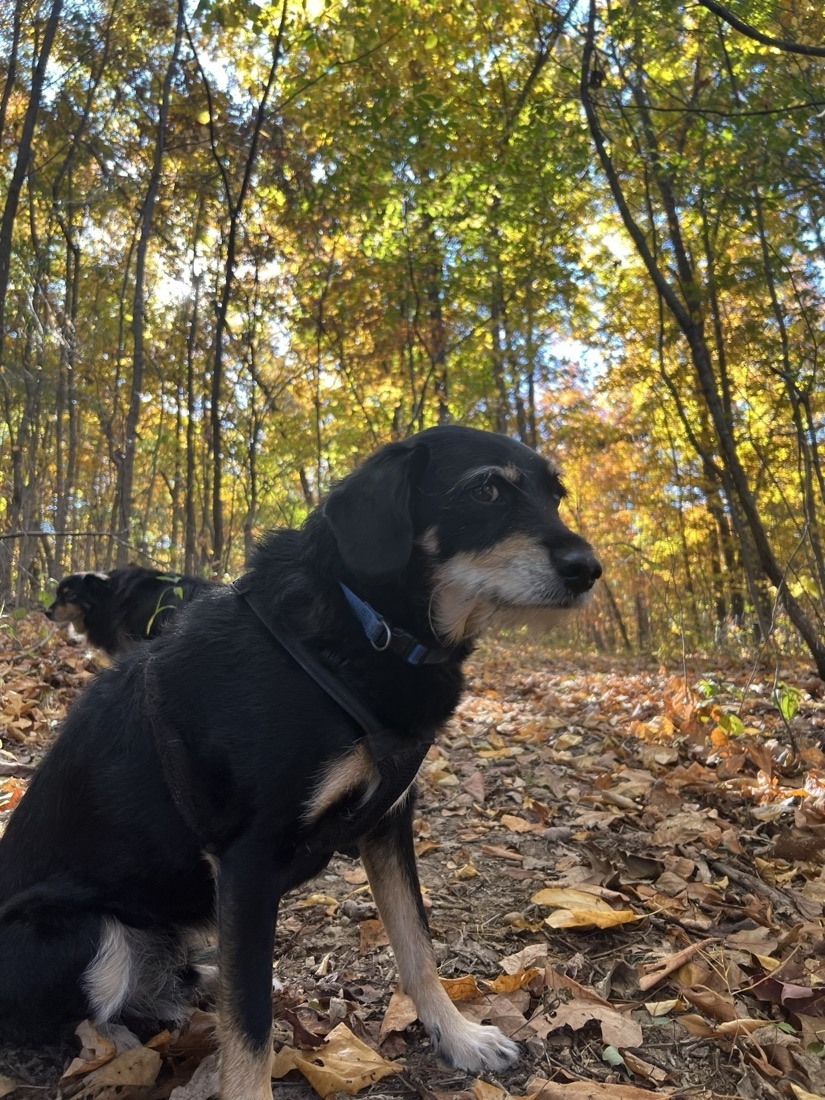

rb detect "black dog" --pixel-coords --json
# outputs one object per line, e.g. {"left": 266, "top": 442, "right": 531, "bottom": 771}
{"left": 45, "top": 566, "right": 214, "bottom": 655}
{"left": 0, "top": 427, "right": 601, "bottom": 1100}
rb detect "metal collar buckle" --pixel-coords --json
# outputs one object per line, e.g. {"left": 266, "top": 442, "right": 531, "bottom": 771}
{"left": 370, "top": 620, "right": 392, "bottom": 651}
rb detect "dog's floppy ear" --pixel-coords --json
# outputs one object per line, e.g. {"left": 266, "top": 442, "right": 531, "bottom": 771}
{"left": 82, "top": 573, "right": 111, "bottom": 597}
{"left": 324, "top": 442, "right": 429, "bottom": 582}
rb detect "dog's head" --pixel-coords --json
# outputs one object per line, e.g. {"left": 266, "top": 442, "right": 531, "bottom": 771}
{"left": 324, "top": 425, "right": 601, "bottom": 644}
{"left": 45, "top": 572, "right": 111, "bottom": 631}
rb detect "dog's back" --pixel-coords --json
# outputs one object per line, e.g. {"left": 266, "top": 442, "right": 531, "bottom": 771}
{"left": 46, "top": 567, "right": 215, "bottom": 656}
{"left": 106, "top": 568, "right": 214, "bottom": 649}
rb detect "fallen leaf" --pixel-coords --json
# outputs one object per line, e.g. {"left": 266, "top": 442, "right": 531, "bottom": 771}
{"left": 525, "top": 1077, "right": 674, "bottom": 1098}
{"left": 441, "top": 975, "right": 483, "bottom": 1002}
{"left": 545, "top": 968, "right": 611, "bottom": 1007}
{"left": 358, "top": 918, "right": 389, "bottom": 955}
{"left": 682, "top": 986, "right": 737, "bottom": 1023}
{"left": 62, "top": 1021, "right": 117, "bottom": 1080}
{"left": 547, "top": 997, "right": 643, "bottom": 1047}
{"left": 531, "top": 887, "right": 617, "bottom": 910}
{"left": 480, "top": 843, "right": 524, "bottom": 862}
{"left": 483, "top": 967, "right": 543, "bottom": 994}
{"left": 168, "top": 1052, "right": 221, "bottom": 1099}
{"left": 500, "top": 813, "right": 536, "bottom": 833}
{"left": 623, "top": 1050, "right": 669, "bottom": 1084}
{"left": 544, "top": 907, "right": 641, "bottom": 930}
{"left": 379, "top": 990, "right": 418, "bottom": 1039}
{"left": 500, "top": 944, "right": 549, "bottom": 974}
{"left": 271, "top": 1021, "right": 401, "bottom": 1097}
{"left": 637, "top": 938, "right": 716, "bottom": 991}
{"left": 791, "top": 1087, "right": 825, "bottom": 1100}
{"left": 71, "top": 1047, "right": 161, "bottom": 1099}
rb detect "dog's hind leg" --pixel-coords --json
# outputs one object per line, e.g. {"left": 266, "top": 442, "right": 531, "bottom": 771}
{"left": 216, "top": 841, "right": 279, "bottom": 1100}
{"left": 0, "top": 887, "right": 102, "bottom": 1041}
{"left": 360, "top": 803, "right": 520, "bottom": 1074}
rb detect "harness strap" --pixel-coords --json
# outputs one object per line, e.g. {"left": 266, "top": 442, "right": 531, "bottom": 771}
{"left": 231, "top": 575, "right": 435, "bottom": 774}
{"left": 144, "top": 576, "right": 434, "bottom": 842}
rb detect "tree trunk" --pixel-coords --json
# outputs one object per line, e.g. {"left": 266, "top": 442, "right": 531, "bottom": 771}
{"left": 0, "top": 0, "right": 63, "bottom": 371}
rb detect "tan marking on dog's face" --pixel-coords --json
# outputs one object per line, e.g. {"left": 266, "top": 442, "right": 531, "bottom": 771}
{"left": 49, "top": 599, "right": 86, "bottom": 625}
{"left": 302, "top": 743, "right": 379, "bottom": 825}
{"left": 429, "top": 532, "right": 584, "bottom": 644}
{"left": 417, "top": 526, "right": 440, "bottom": 555}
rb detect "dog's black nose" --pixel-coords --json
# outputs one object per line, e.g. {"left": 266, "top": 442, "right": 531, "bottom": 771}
{"left": 556, "top": 548, "right": 602, "bottom": 594}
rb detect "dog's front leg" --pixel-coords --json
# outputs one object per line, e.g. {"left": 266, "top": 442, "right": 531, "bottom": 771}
{"left": 360, "top": 803, "right": 519, "bottom": 1074}
{"left": 217, "top": 842, "right": 278, "bottom": 1100}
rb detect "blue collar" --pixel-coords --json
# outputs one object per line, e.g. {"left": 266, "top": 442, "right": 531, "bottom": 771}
{"left": 339, "top": 583, "right": 451, "bottom": 666}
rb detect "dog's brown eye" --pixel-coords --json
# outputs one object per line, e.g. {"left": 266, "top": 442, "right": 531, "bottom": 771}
{"left": 471, "top": 482, "right": 499, "bottom": 503}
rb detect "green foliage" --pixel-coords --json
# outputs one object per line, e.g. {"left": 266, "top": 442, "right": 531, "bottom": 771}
{"left": 0, "top": 0, "right": 823, "bottom": 670}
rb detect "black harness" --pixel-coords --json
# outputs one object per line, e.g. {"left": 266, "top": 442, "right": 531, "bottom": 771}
{"left": 231, "top": 574, "right": 434, "bottom": 834}
{"left": 145, "top": 576, "right": 435, "bottom": 849}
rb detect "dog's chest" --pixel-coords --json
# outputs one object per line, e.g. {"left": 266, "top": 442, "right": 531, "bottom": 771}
{"left": 299, "top": 736, "right": 429, "bottom": 855}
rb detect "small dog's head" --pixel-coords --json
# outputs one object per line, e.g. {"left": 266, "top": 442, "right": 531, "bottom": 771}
{"left": 324, "top": 425, "right": 601, "bottom": 644}
{"left": 45, "top": 572, "right": 111, "bottom": 632}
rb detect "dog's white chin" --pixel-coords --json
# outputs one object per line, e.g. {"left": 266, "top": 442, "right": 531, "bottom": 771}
{"left": 433, "top": 595, "right": 577, "bottom": 645}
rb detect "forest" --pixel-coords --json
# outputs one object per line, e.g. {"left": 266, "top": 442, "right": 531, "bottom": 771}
{"left": 3, "top": 4, "right": 825, "bottom": 1099}
{"left": 1, "top": 0, "right": 823, "bottom": 671}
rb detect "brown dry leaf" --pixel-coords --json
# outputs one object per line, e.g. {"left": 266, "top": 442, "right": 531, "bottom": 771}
{"left": 643, "top": 998, "right": 681, "bottom": 1016}
{"left": 483, "top": 967, "right": 544, "bottom": 994}
{"left": 716, "top": 1017, "right": 778, "bottom": 1036}
{"left": 547, "top": 997, "right": 643, "bottom": 1048}
{"left": 681, "top": 985, "right": 737, "bottom": 1023}
{"left": 795, "top": 1014, "right": 825, "bottom": 1047}
{"left": 525, "top": 1077, "right": 673, "bottom": 1099}
{"left": 651, "top": 811, "right": 723, "bottom": 848}
{"left": 472, "top": 1082, "right": 510, "bottom": 1100}
{"left": 70, "top": 1047, "right": 161, "bottom": 1100}
{"left": 358, "top": 918, "right": 389, "bottom": 955}
{"left": 62, "top": 1021, "right": 117, "bottom": 1080}
{"left": 455, "top": 862, "right": 480, "bottom": 879}
{"left": 623, "top": 1051, "right": 669, "bottom": 1085}
{"left": 500, "top": 944, "right": 549, "bottom": 974}
{"left": 342, "top": 867, "right": 368, "bottom": 885}
{"left": 462, "top": 770, "right": 486, "bottom": 803}
{"left": 545, "top": 907, "right": 640, "bottom": 930}
{"left": 752, "top": 975, "right": 825, "bottom": 1015}
{"left": 637, "top": 938, "right": 716, "bottom": 992}
{"left": 168, "top": 1052, "right": 221, "bottom": 1100}
{"left": 0, "top": 1076, "right": 17, "bottom": 1099}
{"left": 441, "top": 974, "right": 483, "bottom": 1002}
{"left": 531, "top": 887, "right": 615, "bottom": 910}
{"left": 415, "top": 839, "right": 439, "bottom": 857}
{"left": 480, "top": 843, "right": 524, "bottom": 862}
{"left": 791, "top": 1087, "right": 825, "bottom": 1100}
{"left": 271, "top": 1021, "right": 401, "bottom": 1097}
{"left": 379, "top": 990, "right": 418, "bottom": 1039}
{"left": 545, "top": 968, "right": 611, "bottom": 1008}
{"left": 166, "top": 1009, "right": 218, "bottom": 1059}
{"left": 500, "top": 813, "right": 538, "bottom": 834}
{"left": 677, "top": 1013, "right": 716, "bottom": 1037}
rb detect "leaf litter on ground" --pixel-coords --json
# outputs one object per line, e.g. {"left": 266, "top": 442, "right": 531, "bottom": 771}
{"left": 1, "top": 613, "right": 825, "bottom": 1098}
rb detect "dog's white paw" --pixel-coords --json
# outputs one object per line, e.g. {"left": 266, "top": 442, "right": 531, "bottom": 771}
{"left": 430, "top": 1018, "right": 520, "bottom": 1073}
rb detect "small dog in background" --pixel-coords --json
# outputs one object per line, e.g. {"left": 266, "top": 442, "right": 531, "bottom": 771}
{"left": 5, "top": 426, "right": 601, "bottom": 1100}
{"left": 46, "top": 566, "right": 215, "bottom": 656}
